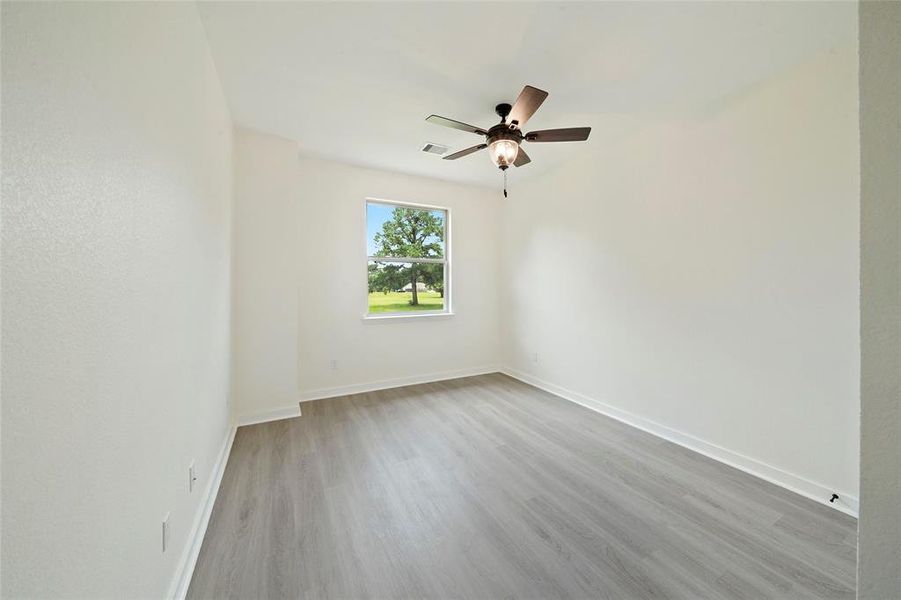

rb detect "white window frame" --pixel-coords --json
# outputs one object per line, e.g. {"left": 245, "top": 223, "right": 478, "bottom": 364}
{"left": 363, "top": 197, "right": 452, "bottom": 320}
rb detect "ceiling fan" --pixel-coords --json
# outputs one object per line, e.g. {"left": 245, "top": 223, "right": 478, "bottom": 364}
{"left": 425, "top": 85, "right": 591, "bottom": 195}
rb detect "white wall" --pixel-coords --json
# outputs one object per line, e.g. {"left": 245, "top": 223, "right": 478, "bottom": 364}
{"left": 231, "top": 129, "right": 300, "bottom": 423}
{"left": 296, "top": 157, "right": 502, "bottom": 398}
{"left": 858, "top": 1, "right": 901, "bottom": 596}
{"left": 501, "top": 43, "right": 860, "bottom": 511}
{"left": 230, "top": 132, "right": 503, "bottom": 421}
{"left": 1, "top": 3, "right": 233, "bottom": 598}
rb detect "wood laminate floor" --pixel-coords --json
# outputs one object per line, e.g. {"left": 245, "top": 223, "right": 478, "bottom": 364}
{"left": 187, "top": 374, "right": 857, "bottom": 599}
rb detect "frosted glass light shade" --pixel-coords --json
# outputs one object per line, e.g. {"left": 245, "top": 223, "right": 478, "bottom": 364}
{"left": 488, "top": 139, "right": 519, "bottom": 168}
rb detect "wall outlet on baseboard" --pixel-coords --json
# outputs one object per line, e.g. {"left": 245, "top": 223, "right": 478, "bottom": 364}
{"left": 329, "top": 359, "right": 338, "bottom": 370}
{"left": 189, "top": 461, "right": 197, "bottom": 493}
{"left": 530, "top": 352, "right": 539, "bottom": 364}
{"left": 162, "top": 512, "right": 170, "bottom": 553}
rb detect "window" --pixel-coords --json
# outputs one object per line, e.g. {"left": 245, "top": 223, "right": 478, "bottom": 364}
{"left": 366, "top": 199, "right": 449, "bottom": 316}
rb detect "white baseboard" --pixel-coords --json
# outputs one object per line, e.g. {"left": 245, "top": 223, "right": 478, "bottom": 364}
{"left": 168, "top": 425, "right": 237, "bottom": 600}
{"left": 233, "top": 367, "right": 499, "bottom": 425}
{"left": 501, "top": 368, "right": 859, "bottom": 518}
{"left": 299, "top": 365, "right": 500, "bottom": 402}
{"left": 235, "top": 404, "right": 302, "bottom": 427}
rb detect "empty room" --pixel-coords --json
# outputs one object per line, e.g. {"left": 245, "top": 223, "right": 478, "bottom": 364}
{"left": 2, "top": 1, "right": 899, "bottom": 599}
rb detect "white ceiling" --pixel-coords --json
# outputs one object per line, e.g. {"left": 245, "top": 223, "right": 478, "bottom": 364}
{"left": 197, "top": 1, "right": 856, "bottom": 188}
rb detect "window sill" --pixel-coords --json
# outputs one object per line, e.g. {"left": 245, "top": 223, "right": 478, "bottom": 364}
{"left": 362, "top": 312, "right": 455, "bottom": 322}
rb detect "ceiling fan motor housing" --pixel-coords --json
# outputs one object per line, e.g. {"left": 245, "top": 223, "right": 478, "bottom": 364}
{"left": 487, "top": 124, "right": 523, "bottom": 144}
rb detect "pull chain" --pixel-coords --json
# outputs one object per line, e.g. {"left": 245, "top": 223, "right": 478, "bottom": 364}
{"left": 503, "top": 169, "right": 508, "bottom": 198}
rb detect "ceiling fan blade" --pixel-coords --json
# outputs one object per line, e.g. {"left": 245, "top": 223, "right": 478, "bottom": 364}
{"left": 513, "top": 147, "right": 531, "bottom": 167}
{"left": 508, "top": 85, "right": 548, "bottom": 130}
{"left": 525, "top": 127, "right": 591, "bottom": 143}
{"left": 426, "top": 115, "right": 488, "bottom": 136}
{"left": 443, "top": 143, "right": 488, "bottom": 160}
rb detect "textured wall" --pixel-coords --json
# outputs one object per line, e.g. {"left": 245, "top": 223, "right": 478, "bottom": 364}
{"left": 233, "top": 140, "right": 503, "bottom": 421}
{"left": 295, "top": 156, "right": 503, "bottom": 398}
{"left": 231, "top": 129, "right": 300, "bottom": 421}
{"left": 858, "top": 1, "right": 901, "bottom": 597}
{"left": 1, "top": 3, "right": 233, "bottom": 597}
{"left": 501, "top": 42, "right": 860, "bottom": 509}
{"left": 230, "top": 132, "right": 503, "bottom": 422}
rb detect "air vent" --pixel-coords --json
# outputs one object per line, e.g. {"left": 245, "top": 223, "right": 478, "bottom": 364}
{"left": 421, "top": 142, "right": 449, "bottom": 156}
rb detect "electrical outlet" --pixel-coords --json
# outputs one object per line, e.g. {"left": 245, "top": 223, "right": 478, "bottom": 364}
{"left": 162, "top": 513, "right": 170, "bottom": 553}
{"left": 189, "top": 461, "right": 197, "bottom": 493}
{"left": 531, "top": 352, "right": 539, "bottom": 364}
{"left": 329, "top": 359, "right": 338, "bottom": 370}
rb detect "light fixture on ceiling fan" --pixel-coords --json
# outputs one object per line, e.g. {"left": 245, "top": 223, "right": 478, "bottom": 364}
{"left": 425, "top": 85, "right": 592, "bottom": 196}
